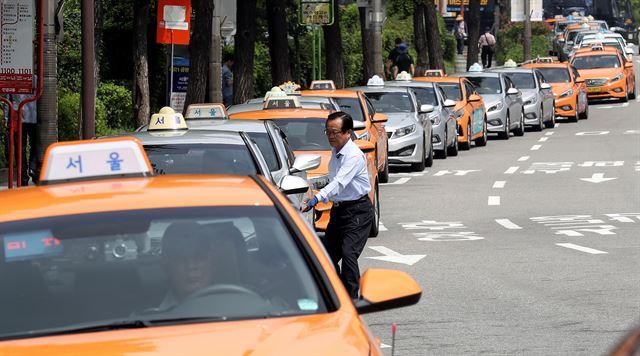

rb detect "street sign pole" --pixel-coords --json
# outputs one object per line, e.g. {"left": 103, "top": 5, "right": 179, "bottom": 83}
{"left": 170, "top": 30, "right": 174, "bottom": 106}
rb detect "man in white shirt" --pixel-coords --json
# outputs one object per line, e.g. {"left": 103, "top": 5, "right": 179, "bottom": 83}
{"left": 479, "top": 27, "right": 497, "bottom": 68}
{"left": 302, "top": 111, "right": 373, "bottom": 299}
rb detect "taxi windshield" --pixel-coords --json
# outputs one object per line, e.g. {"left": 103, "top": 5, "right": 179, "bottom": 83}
{"left": 503, "top": 73, "right": 536, "bottom": 89}
{"left": 438, "top": 83, "right": 463, "bottom": 101}
{"left": 572, "top": 55, "right": 621, "bottom": 69}
{"left": 536, "top": 68, "right": 571, "bottom": 83}
{"left": 270, "top": 118, "right": 331, "bottom": 151}
{"left": 333, "top": 97, "right": 366, "bottom": 122}
{"left": 144, "top": 144, "right": 259, "bottom": 176}
{"left": 365, "top": 92, "right": 415, "bottom": 113}
{"left": 466, "top": 77, "right": 503, "bottom": 94}
{"left": 410, "top": 87, "right": 438, "bottom": 107}
{"left": 0, "top": 207, "right": 328, "bottom": 340}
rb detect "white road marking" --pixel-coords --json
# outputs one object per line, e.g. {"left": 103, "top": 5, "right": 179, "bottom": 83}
{"left": 556, "top": 243, "right": 608, "bottom": 255}
{"left": 493, "top": 180, "right": 506, "bottom": 188}
{"left": 580, "top": 173, "right": 617, "bottom": 183}
{"left": 579, "top": 161, "right": 624, "bottom": 167}
{"left": 379, "top": 222, "right": 388, "bottom": 232}
{"left": 382, "top": 177, "right": 411, "bottom": 185}
{"left": 554, "top": 123, "right": 560, "bottom": 128}
{"left": 495, "top": 218, "right": 522, "bottom": 229}
{"left": 624, "top": 130, "right": 640, "bottom": 135}
{"left": 433, "top": 169, "right": 480, "bottom": 176}
{"left": 538, "top": 137, "right": 548, "bottom": 142}
{"left": 504, "top": 166, "right": 519, "bottom": 174}
{"left": 576, "top": 131, "right": 610, "bottom": 136}
{"left": 517, "top": 156, "right": 530, "bottom": 162}
{"left": 531, "top": 144, "right": 542, "bottom": 150}
{"left": 389, "top": 172, "right": 426, "bottom": 177}
{"left": 380, "top": 343, "right": 392, "bottom": 349}
{"left": 488, "top": 196, "right": 501, "bottom": 206}
{"left": 367, "top": 246, "right": 426, "bottom": 265}
{"left": 545, "top": 131, "right": 554, "bottom": 136}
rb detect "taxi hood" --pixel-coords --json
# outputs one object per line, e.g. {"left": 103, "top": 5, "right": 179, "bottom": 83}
{"left": 575, "top": 68, "right": 620, "bottom": 79}
{"left": 297, "top": 150, "right": 331, "bottom": 177}
{"left": 383, "top": 112, "right": 419, "bottom": 132}
{"left": 0, "top": 312, "right": 374, "bottom": 355}
{"left": 550, "top": 82, "right": 573, "bottom": 96}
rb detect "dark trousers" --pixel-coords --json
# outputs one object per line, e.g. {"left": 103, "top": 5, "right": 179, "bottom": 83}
{"left": 481, "top": 46, "right": 494, "bottom": 68}
{"left": 4, "top": 122, "right": 37, "bottom": 185}
{"left": 322, "top": 196, "right": 373, "bottom": 299}
{"left": 456, "top": 38, "right": 465, "bottom": 55}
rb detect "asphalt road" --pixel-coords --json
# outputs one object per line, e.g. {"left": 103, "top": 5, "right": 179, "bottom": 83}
{"left": 360, "top": 56, "right": 640, "bottom": 355}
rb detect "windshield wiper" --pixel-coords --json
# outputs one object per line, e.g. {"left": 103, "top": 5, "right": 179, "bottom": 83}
{"left": 0, "top": 320, "right": 151, "bottom": 341}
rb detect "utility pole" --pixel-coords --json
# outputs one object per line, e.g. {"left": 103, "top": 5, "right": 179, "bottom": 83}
{"left": 523, "top": 0, "right": 531, "bottom": 61}
{"left": 38, "top": 0, "right": 59, "bottom": 163}
{"left": 81, "top": 0, "right": 95, "bottom": 139}
{"left": 372, "top": 0, "right": 384, "bottom": 77}
{"left": 209, "top": 0, "right": 222, "bottom": 103}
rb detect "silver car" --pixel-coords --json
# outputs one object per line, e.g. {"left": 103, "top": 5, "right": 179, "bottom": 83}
{"left": 490, "top": 68, "right": 556, "bottom": 131}
{"left": 455, "top": 72, "right": 525, "bottom": 139}
{"left": 350, "top": 85, "right": 434, "bottom": 171}
{"left": 385, "top": 80, "right": 459, "bottom": 158}
{"left": 227, "top": 96, "right": 339, "bottom": 114}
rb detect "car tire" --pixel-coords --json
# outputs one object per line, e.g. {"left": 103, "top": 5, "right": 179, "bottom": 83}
{"left": 474, "top": 118, "right": 488, "bottom": 147}
{"left": 378, "top": 154, "right": 389, "bottom": 183}
{"left": 369, "top": 183, "right": 380, "bottom": 238}
{"left": 514, "top": 111, "right": 525, "bottom": 137}
{"left": 435, "top": 131, "right": 447, "bottom": 159}
{"left": 533, "top": 107, "right": 544, "bottom": 132}
{"left": 545, "top": 106, "right": 556, "bottom": 128}
{"left": 621, "top": 92, "right": 629, "bottom": 103}
{"left": 579, "top": 102, "right": 589, "bottom": 120}
{"left": 411, "top": 136, "right": 426, "bottom": 171}
{"left": 425, "top": 139, "right": 434, "bottom": 167}
{"left": 447, "top": 130, "right": 459, "bottom": 156}
{"left": 460, "top": 122, "right": 472, "bottom": 150}
{"left": 498, "top": 113, "right": 510, "bottom": 140}
{"left": 629, "top": 85, "right": 637, "bottom": 100}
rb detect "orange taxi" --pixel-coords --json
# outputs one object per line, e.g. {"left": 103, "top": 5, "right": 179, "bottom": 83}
{"left": 228, "top": 100, "right": 382, "bottom": 236}
{"left": 522, "top": 62, "right": 589, "bottom": 121}
{"left": 301, "top": 88, "right": 390, "bottom": 183}
{"left": 0, "top": 137, "right": 422, "bottom": 355}
{"left": 570, "top": 45, "right": 637, "bottom": 102}
{"left": 413, "top": 76, "right": 487, "bottom": 150}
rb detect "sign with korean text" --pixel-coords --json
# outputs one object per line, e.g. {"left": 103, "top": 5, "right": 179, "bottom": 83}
{"left": 300, "top": 0, "right": 333, "bottom": 25}
{"left": 0, "top": 0, "right": 33, "bottom": 94}
{"left": 156, "top": 0, "right": 191, "bottom": 45}
{"left": 170, "top": 57, "right": 189, "bottom": 112}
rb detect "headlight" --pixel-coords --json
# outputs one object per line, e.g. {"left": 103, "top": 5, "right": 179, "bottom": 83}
{"left": 356, "top": 131, "right": 370, "bottom": 141}
{"left": 394, "top": 124, "right": 416, "bottom": 137}
{"left": 523, "top": 96, "right": 538, "bottom": 106}
{"left": 559, "top": 89, "right": 574, "bottom": 99}
{"left": 454, "top": 108, "right": 465, "bottom": 118}
{"left": 487, "top": 102, "right": 504, "bottom": 112}
{"left": 308, "top": 175, "right": 329, "bottom": 190}
{"left": 610, "top": 74, "right": 624, "bottom": 82}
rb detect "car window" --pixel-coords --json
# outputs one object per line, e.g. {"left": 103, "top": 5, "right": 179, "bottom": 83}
{"left": 438, "top": 83, "right": 463, "bottom": 101}
{"left": 364, "top": 96, "right": 376, "bottom": 118}
{"left": 571, "top": 55, "right": 621, "bottom": 69}
{"left": 466, "top": 76, "right": 503, "bottom": 94}
{"left": 145, "top": 144, "right": 259, "bottom": 176}
{"left": 365, "top": 92, "right": 415, "bottom": 113}
{"left": 503, "top": 76, "right": 515, "bottom": 89}
{"left": 535, "top": 71, "right": 546, "bottom": 85}
{"left": 503, "top": 73, "right": 537, "bottom": 89}
{"left": 410, "top": 87, "right": 438, "bottom": 106}
{"left": 464, "top": 82, "right": 475, "bottom": 97}
{"left": 268, "top": 118, "right": 331, "bottom": 151}
{"left": 571, "top": 66, "right": 581, "bottom": 80}
{"left": 536, "top": 68, "right": 571, "bottom": 83}
{"left": 0, "top": 206, "right": 328, "bottom": 340}
{"left": 333, "top": 97, "right": 366, "bottom": 122}
{"left": 246, "top": 132, "right": 280, "bottom": 171}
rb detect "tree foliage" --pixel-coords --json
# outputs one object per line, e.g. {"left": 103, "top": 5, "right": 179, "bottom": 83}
{"left": 496, "top": 22, "right": 551, "bottom": 64}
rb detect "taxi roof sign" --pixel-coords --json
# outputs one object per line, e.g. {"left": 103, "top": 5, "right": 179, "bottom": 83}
{"left": 39, "top": 137, "right": 152, "bottom": 184}
{"left": 148, "top": 107, "right": 188, "bottom": 131}
{"left": 310, "top": 80, "right": 336, "bottom": 90}
{"left": 185, "top": 103, "right": 229, "bottom": 120}
{"left": 264, "top": 87, "right": 287, "bottom": 101}
{"left": 504, "top": 59, "right": 518, "bottom": 68}
{"left": 367, "top": 75, "right": 384, "bottom": 86}
{"left": 395, "top": 71, "right": 413, "bottom": 81}
{"left": 424, "top": 69, "right": 445, "bottom": 77}
{"left": 278, "top": 81, "right": 301, "bottom": 95}
{"left": 263, "top": 96, "right": 301, "bottom": 109}
{"left": 468, "top": 63, "right": 483, "bottom": 72}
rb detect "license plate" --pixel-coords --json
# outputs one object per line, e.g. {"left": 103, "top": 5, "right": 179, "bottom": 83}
{"left": 587, "top": 87, "right": 600, "bottom": 93}
{"left": 628, "top": 34, "right": 634, "bottom": 40}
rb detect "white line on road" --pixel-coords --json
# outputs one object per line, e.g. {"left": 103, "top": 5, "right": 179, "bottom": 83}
{"left": 517, "top": 156, "right": 530, "bottom": 162}
{"left": 556, "top": 243, "right": 608, "bottom": 255}
{"left": 545, "top": 131, "right": 554, "bottom": 136}
{"left": 531, "top": 145, "right": 542, "bottom": 151}
{"left": 554, "top": 123, "right": 560, "bottom": 128}
{"left": 380, "top": 343, "right": 392, "bottom": 349}
{"left": 382, "top": 177, "right": 411, "bottom": 185}
{"left": 538, "top": 137, "right": 548, "bottom": 142}
{"left": 379, "top": 222, "right": 388, "bottom": 232}
{"left": 504, "top": 166, "right": 519, "bottom": 174}
{"left": 488, "top": 196, "right": 501, "bottom": 206}
{"left": 493, "top": 180, "right": 506, "bottom": 188}
{"left": 495, "top": 218, "right": 522, "bottom": 229}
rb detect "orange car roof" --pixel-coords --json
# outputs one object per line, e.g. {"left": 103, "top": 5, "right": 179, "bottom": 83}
{"left": 413, "top": 76, "right": 461, "bottom": 84}
{"left": 0, "top": 175, "right": 273, "bottom": 223}
{"left": 229, "top": 108, "right": 333, "bottom": 120}
{"left": 573, "top": 47, "right": 621, "bottom": 56}
{"left": 523, "top": 63, "right": 571, "bottom": 69}
{"left": 300, "top": 89, "right": 359, "bottom": 98}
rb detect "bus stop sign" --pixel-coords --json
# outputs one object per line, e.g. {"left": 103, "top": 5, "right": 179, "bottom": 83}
{"left": 300, "top": 0, "right": 333, "bottom": 25}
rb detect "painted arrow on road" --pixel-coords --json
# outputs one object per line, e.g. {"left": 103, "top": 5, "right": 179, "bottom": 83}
{"left": 367, "top": 246, "right": 426, "bottom": 266}
{"left": 580, "top": 173, "right": 617, "bottom": 183}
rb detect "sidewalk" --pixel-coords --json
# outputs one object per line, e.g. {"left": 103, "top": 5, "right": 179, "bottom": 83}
{"left": 453, "top": 46, "right": 496, "bottom": 73}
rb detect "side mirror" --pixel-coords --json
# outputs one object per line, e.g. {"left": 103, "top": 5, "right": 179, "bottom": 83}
{"left": 354, "top": 269, "right": 422, "bottom": 314}
{"left": 540, "top": 83, "right": 552, "bottom": 90}
{"left": 278, "top": 175, "right": 310, "bottom": 195}
{"left": 371, "top": 113, "right": 388, "bottom": 123}
{"left": 575, "top": 77, "right": 585, "bottom": 83}
{"left": 443, "top": 99, "right": 456, "bottom": 107}
{"left": 289, "top": 154, "right": 321, "bottom": 174}
{"left": 468, "top": 94, "right": 482, "bottom": 102}
{"left": 354, "top": 139, "right": 375, "bottom": 153}
{"left": 625, "top": 48, "right": 634, "bottom": 55}
{"left": 353, "top": 120, "right": 366, "bottom": 130}
{"left": 506, "top": 87, "right": 519, "bottom": 95}
{"left": 419, "top": 104, "right": 434, "bottom": 114}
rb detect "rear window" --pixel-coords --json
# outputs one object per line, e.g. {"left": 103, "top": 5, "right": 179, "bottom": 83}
{"left": 333, "top": 97, "right": 365, "bottom": 122}
{"left": 466, "top": 76, "right": 503, "bottom": 94}
{"left": 503, "top": 73, "right": 537, "bottom": 89}
{"left": 145, "top": 144, "right": 259, "bottom": 176}
{"left": 572, "top": 55, "right": 621, "bottom": 69}
{"left": 536, "top": 68, "right": 571, "bottom": 83}
{"left": 269, "top": 118, "right": 331, "bottom": 151}
{"left": 365, "top": 92, "right": 415, "bottom": 113}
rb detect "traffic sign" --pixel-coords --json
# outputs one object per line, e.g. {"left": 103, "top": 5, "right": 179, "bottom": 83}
{"left": 156, "top": 0, "right": 191, "bottom": 45}
{"left": 299, "top": 0, "right": 333, "bottom": 26}
{"left": 0, "top": 0, "right": 34, "bottom": 94}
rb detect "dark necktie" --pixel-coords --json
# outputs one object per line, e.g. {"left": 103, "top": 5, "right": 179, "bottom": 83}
{"left": 336, "top": 153, "right": 343, "bottom": 159}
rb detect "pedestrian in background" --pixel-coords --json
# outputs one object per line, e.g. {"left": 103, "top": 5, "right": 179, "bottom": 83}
{"left": 454, "top": 15, "right": 467, "bottom": 55}
{"left": 222, "top": 54, "right": 234, "bottom": 107}
{"left": 386, "top": 38, "right": 404, "bottom": 80}
{"left": 479, "top": 27, "right": 496, "bottom": 68}
{"left": 393, "top": 43, "right": 415, "bottom": 78}
{"left": 302, "top": 111, "right": 373, "bottom": 299}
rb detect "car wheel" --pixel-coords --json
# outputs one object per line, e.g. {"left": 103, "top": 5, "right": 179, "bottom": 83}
{"left": 460, "top": 122, "right": 472, "bottom": 150}
{"left": 474, "top": 118, "right": 488, "bottom": 147}
{"left": 447, "top": 130, "right": 459, "bottom": 156}
{"left": 369, "top": 183, "right": 380, "bottom": 238}
{"left": 621, "top": 91, "right": 629, "bottom": 103}
{"left": 545, "top": 106, "right": 556, "bottom": 128}
{"left": 378, "top": 154, "right": 389, "bottom": 183}
{"left": 579, "top": 101, "right": 589, "bottom": 120}
{"left": 498, "top": 113, "right": 510, "bottom": 140}
{"left": 411, "top": 135, "right": 426, "bottom": 171}
{"left": 435, "top": 131, "right": 447, "bottom": 159}
{"left": 514, "top": 111, "right": 525, "bottom": 137}
{"left": 425, "top": 139, "right": 434, "bottom": 167}
{"left": 533, "top": 106, "right": 544, "bottom": 131}
{"left": 629, "top": 85, "right": 637, "bottom": 100}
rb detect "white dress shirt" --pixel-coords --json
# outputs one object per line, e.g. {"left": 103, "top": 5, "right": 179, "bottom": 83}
{"left": 315, "top": 139, "right": 371, "bottom": 203}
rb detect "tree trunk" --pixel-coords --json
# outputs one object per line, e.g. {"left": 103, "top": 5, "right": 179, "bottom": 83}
{"left": 413, "top": 2, "right": 428, "bottom": 76}
{"left": 466, "top": 0, "right": 481, "bottom": 70}
{"left": 94, "top": 0, "right": 102, "bottom": 87}
{"left": 359, "top": 6, "right": 375, "bottom": 82}
{"left": 424, "top": 0, "right": 444, "bottom": 70}
{"left": 133, "top": 0, "right": 150, "bottom": 127}
{"left": 323, "top": 0, "right": 345, "bottom": 88}
{"left": 234, "top": 0, "right": 258, "bottom": 104}
{"left": 184, "top": 0, "right": 213, "bottom": 113}
{"left": 266, "top": 0, "right": 291, "bottom": 86}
